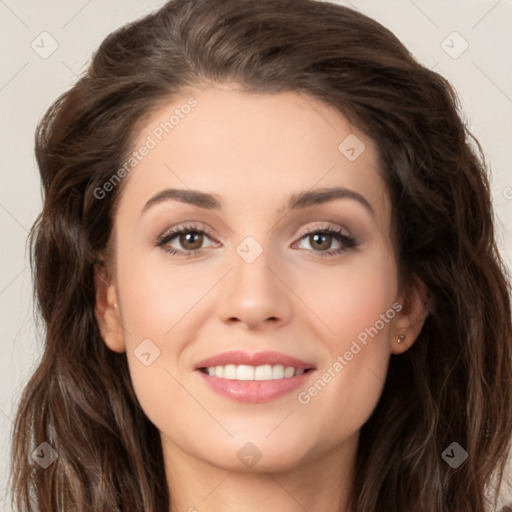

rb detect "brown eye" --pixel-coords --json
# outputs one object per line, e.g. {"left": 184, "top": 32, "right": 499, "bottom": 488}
{"left": 308, "top": 232, "right": 333, "bottom": 251}
{"left": 294, "top": 226, "right": 357, "bottom": 258}
{"left": 178, "top": 231, "right": 203, "bottom": 251}
{"left": 156, "top": 223, "right": 218, "bottom": 257}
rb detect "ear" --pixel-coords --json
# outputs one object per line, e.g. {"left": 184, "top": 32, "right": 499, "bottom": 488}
{"left": 391, "top": 274, "right": 430, "bottom": 354}
{"left": 94, "top": 263, "right": 126, "bottom": 353}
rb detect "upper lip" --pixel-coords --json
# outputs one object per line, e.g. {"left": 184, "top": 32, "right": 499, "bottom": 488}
{"left": 195, "top": 350, "right": 316, "bottom": 370}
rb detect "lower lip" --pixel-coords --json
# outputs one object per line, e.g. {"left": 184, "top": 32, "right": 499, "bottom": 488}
{"left": 197, "top": 370, "right": 315, "bottom": 403}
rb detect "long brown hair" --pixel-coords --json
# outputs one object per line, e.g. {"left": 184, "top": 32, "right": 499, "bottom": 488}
{"left": 10, "top": 0, "right": 512, "bottom": 510}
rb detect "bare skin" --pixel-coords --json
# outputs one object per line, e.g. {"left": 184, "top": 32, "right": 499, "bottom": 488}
{"left": 96, "top": 83, "right": 428, "bottom": 512}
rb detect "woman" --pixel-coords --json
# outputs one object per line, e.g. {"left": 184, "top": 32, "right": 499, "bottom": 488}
{"left": 10, "top": 0, "right": 512, "bottom": 510}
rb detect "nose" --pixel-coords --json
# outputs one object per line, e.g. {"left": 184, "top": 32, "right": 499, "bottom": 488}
{"left": 216, "top": 242, "right": 293, "bottom": 330}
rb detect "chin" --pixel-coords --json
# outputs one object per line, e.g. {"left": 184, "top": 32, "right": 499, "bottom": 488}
{"left": 205, "top": 432, "right": 317, "bottom": 473}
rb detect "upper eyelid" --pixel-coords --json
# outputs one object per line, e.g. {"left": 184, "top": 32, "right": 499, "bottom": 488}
{"left": 295, "top": 223, "right": 352, "bottom": 239}
{"left": 158, "top": 222, "right": 215, "bottom": 241}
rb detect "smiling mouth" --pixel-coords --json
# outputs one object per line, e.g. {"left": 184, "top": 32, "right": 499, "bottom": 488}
{"left": 198, "top": 364, "right": 314, "bottom": 381}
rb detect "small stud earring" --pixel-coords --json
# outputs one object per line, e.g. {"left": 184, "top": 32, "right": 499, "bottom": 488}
{"left": 397, "top": 334, "right": 405, "bottom": 344}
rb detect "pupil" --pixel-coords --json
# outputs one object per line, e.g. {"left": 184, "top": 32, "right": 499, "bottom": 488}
{"left": 182, "top": 232, "right": 202, "bottom": 250}
{"left": 312, "top": 233, "right": 330, "bottom": 250}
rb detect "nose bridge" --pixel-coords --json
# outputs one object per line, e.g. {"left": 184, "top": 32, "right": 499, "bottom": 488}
{"left": 216, "top": 232, "right": 292, "bottom": 328}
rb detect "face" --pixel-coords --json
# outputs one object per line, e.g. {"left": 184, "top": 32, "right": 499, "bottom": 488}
{"left": 96, "top": 83, "right": 425, "bottom": 475}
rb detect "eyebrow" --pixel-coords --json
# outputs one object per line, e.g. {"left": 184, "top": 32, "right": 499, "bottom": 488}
{"left": 141, "top": 186, "right": 375, "bottom": 218}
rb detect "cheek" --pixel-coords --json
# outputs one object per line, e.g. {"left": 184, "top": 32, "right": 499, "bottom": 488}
{"left": 294, "top": 246, "right": 398, "bottom": 435}
{"left": 307, "top": 241, "right": 399, "bottom": 350}
{"left": 113, "top": 250, "right": 185, "bottom": 394}
{"left": 116, "top": 250, "right": 215, "bottom": 341}
{"left": 114, "top": 248, "right": 227, "bottom": 426}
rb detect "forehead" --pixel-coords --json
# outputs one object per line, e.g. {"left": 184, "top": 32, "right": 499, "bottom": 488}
{"left": 118, "top": 84, "right": 390, "bottom": 224}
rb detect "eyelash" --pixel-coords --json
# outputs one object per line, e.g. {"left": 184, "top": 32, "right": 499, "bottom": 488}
{"left": 155, "top": 222, "right": 358, "bottom": 259}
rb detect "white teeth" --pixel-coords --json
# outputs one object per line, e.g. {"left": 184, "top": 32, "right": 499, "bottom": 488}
{"left": 284, "top": 366, "right": 295, "bottom": 378}
{"left": 204, "top": 364, "right": 306, "bottom": 380}
{"left": 254, "top": 364, "right": 272, "bottom": 380}
{"left": 236, "top": 365, "right": 254, "bottom": 380}
{"left": 272, "top": 364, "right": 284, "bottom": 379}
{"left": 223, "top": 364, "right": 237, "bottom": 379}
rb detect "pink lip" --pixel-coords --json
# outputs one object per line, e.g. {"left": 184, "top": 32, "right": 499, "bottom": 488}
{"left": 195, "top": 350, "right": 315, "bottom": 370}
{"left": 194, "top": 350, "right": 316, "bottom": 404}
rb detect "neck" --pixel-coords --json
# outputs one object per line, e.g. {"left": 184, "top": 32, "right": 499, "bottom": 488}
{"left": 162, "top": 433, "right": 357, "bottom": 512}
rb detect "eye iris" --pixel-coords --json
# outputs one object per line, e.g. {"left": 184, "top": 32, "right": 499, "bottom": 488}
{"left": 180, "top": 231, "right": 203, "bottom": 250}
{"left": 311, "top": 233, "right": 331, "bottom": 251}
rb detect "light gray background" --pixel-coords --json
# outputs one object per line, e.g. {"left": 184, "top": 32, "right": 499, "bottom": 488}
{"left": 1, "top": 0, "right": 511, "bottom": 509}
